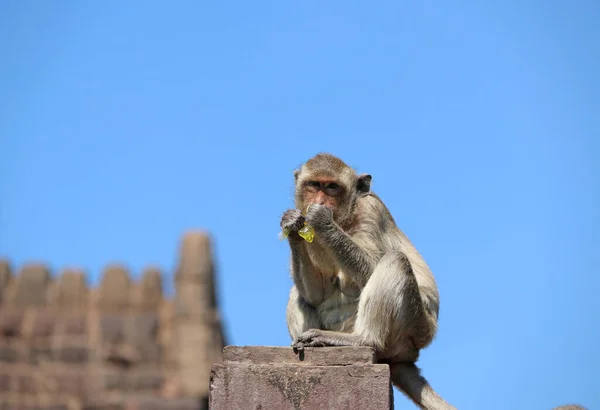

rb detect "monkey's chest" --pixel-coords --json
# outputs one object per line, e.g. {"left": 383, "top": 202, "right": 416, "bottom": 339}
{"left": 334, "top": 272, "right": 361, "bottom": 298}
{"left": 306, "top": 246, "right": 360, "bottom": 296}
{"left": 306, "top": 244, "right": 361, "bottom": 331}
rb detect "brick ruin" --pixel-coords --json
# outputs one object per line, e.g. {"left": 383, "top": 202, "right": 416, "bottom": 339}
{"left": 0, "top": 231, "right": 226, "bottom": 410}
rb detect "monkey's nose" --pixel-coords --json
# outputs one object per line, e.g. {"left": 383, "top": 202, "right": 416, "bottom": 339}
{"left": 314, "top": 195, "right": 327, "bottom": 205}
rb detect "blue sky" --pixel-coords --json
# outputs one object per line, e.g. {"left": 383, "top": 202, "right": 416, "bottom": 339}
{"left": 1, "top": 1, "right": 598, "bottom": 409}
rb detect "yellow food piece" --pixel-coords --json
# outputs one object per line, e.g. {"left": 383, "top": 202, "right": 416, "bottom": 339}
{"left": 278, "top": 222, "right": 315, "bottom": 243}
{"left": 278, "top": 205, "right": 315, "bottom": 243}
{"left": 298, "top": 224, "right": 315, "bottom": 243}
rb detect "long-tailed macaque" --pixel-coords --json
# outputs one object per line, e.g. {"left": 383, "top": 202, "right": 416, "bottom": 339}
{"left": 280, "top": 153, "right": 455, "bottom": 410}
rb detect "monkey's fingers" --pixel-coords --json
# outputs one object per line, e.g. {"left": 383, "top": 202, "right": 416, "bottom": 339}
{"left": 291, "top": 340, "right": 305, "bottom": 352}
{"left": 293, "top": 332, "right": 337, "bottom": 355}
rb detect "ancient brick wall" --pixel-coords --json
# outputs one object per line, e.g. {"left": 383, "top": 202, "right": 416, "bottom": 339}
{"left": 0, "top": 231, "right": 226, "bottom": 410}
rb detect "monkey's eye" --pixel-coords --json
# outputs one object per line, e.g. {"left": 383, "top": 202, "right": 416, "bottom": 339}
{"left": 325, "top": 183, "right": 341, "bottom": 196}
{"left": 306, "top": 181, "right": 321, "bottom": 189}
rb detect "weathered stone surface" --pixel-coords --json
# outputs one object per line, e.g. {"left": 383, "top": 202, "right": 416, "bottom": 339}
{"left": 99, "top": 315, "right": 126, "bottom": 343}
{"left": 173, "top": 282, "right": 214, "bottom": 318}
{"left": 138, "top": 267, "right": 163, "bottom": 311}
{"left": 82, "top": 400, "right": 124, "bottom": 410}
{"left": 30, "top": 311, "right": 56, "bottom": 339}
{"left": 130, "top": 314, "right": 158, "bottom": 343}
{"left": 89, "top": 371, "right": 128, "bottom": 391}
{"left": 128, "top": 314, "right": 161, "bottom": 362}
{"left": 40, "top": 405, "right": 69, "bottom": 410}
{"left": 0, "top": 260, "right": 11, "bottom": 304}
{"left": 124, "top": 396, "right": 205, "bottom": 410}
{"left": 174, "top": 230, "right": 218, "bottom": 315}
{"left": 52, "top": 370, "right": 88, "bottom": 396}
{"left": 210, "top": 362, "right": 393, "bottom": 410}
{"left": 13, "top": 263, "right": 50, "bottom": 307}
{"left": 136, "top": 342, "right": 162, "bottom": 363}
{"left": 29, "top": 346, "right": 52, "bottom": 364}
{"left": 55, "top": 346, "right": 90, "bottom": 363}
{"left": 0, "top": 373, "right": 10, "bottom": 392}
{"left": 107, "top": 372, "right": 130, "bottom": 390}
{"left": 0, "top": 309, "right": 22, "bottom": 337}
{"left": 130, "top": 372, "right": 164, "bottom": 390}
{"left": 14, "top": 373, "right": 37, "bottom": 394}
{"left": 97, "top": 265, "right": 131, "bottom": 311}
{"left": 224, "top": 345, "right": 376, "bottom": 366}
{"left": 63, "top": 314, "right": 87, "bottom": 336}
{"left": 176, "top": 231, "right": 215, "bottom": 285}
{"left": 0, "top": 345, "right": 20, "bottom": 363}
{"left": 55, "top": 269, "right": 88, "bottom": 308}
{"left": 173, "top": 320, "right": 213, "bottom": 396}
{"left": 102, "top": 344, "right": 139, "bottom": 367}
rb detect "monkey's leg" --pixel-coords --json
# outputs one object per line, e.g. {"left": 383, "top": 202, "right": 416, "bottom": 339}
{"left": 358, "top": 252, "right": 455, "bottom": 410}
{"left": 286, "top": 285, "right": 322, "bottom": 341}
{"left": 354, "top": 250, "right": 430, "bottom": 354}
{"left": 293, "top": 251, "right": 428, "bottom": 356}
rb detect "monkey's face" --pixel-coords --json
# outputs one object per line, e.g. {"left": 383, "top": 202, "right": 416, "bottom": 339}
{"left": 293, "top": 154, "right": 371, "bottom": 226}
{"left": 296, "top": 174, "right": 355, "bottom": 223}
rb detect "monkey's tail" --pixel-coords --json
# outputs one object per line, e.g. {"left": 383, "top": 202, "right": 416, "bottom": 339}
{"left": 389, "top": 362, "right": 456, "bottom": 410}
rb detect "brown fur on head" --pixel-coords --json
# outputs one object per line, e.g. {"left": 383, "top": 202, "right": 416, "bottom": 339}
{"left": 293, "top": 153, "right": 372, "bottom": 225}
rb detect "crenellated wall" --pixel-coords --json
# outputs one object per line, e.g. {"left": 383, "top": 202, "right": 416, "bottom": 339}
{"left": 0, "top": 231, "right": 226, "bottom": 410}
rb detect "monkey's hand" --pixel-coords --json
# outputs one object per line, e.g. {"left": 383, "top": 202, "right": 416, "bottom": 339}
{"left": 292, "top": 329, "right": 329, "bottom": 351}
{"left": 280, "top": 209, "right": 305, "bottom": 237}
{"left": 304, "top": 204, "right": 334, "bottom": 233}
{"left": 292, "top": 329, "right": 360, "bottom": 351}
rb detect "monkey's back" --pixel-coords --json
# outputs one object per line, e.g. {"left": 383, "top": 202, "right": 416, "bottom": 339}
{"left": 359, "top": 193, "right": 441, "bottom": 321}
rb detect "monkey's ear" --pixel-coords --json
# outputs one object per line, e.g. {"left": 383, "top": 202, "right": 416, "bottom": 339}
{"left": 293, "top": 168, "right": 300, "bottom": 181}
{"left": 357, "top": 173, "right": 372, "bottom": 195}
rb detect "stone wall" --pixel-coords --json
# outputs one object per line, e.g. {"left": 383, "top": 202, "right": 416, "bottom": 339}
{"left": 0, "top": 231, "right": 226, "bottom": 410}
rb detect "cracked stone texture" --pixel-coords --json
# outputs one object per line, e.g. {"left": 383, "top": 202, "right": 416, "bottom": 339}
{"left": 223, "top": 345, "right": 376, "bottom": 366}
{"left": 210, "top": 346, "right": 392, "bottom": 410}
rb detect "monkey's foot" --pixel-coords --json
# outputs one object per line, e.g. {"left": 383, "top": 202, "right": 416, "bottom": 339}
{"left": 292, "top": 329, "right": 362, "bottom": 352}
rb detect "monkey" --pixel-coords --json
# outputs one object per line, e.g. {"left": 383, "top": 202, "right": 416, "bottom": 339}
{"left": 280, "top": 153, "right": 455, "bottom": 410}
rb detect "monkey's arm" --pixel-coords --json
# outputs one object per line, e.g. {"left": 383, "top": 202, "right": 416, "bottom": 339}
{"left": 281, "top": 208, "right": 329, "bottom": 306}
{"left": 288, "top": 240, "right": 328, "bottom": 306}
{"left": 306, "top": 205, "right": 377, "bottom": 288}
{"left": 319, "top": 227, "right": 376, "bottom": 288}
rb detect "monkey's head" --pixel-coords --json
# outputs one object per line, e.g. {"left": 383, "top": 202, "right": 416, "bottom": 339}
{"left": 293, "top": 153, "right": 372, "bottom": 225}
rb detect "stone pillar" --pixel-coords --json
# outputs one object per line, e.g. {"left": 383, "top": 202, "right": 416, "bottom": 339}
{"left": 210, "top": 346, "right": 393, "bottom": 410}
{"left": 173, "top": 231, "right": 225, "bottom": 403}
{"left": 0, "top": 259, "right": 11, "bottom": 305}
